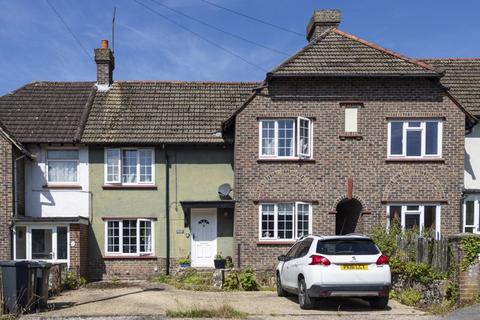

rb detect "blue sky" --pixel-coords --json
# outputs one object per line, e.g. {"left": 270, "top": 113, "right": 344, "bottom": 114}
{"left": 1, "top": 0, "right": 479, "bottom": 95}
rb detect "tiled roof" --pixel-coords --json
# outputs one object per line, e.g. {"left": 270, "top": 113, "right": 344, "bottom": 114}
{"left": 0, "top": 120, "right": 33, "bottom": 158}
{"left": 420, "top": 59, "right": 480, "bottom": 115}
{"left": 0, "top": 82, "right": 95, "bottom": 143}
{"left": 81, "top": 81, "right": 258, "bottom": 143}
{"left": 269, "top": 28, "right": 439, "bottom": 77}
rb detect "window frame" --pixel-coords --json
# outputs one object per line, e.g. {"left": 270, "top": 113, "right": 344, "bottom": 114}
{"left": 386, "top": 204, "right": 441, "bottom": 238}
{"left": 463, "top": 196, "right": 480, "bottom": 234}
{"left": 104, "top": 219, "right": 155, "bottom": 256}
{"left": 258, "top": 202, "right": 313, "bottom": 242}
{"left": 45, "top": 148, "right": 80, "bottom": 184}
{"left": 258, "top": 118, "right": 313, "bottom": 160}
{"left": 13, "top": 225, "right": 70, "bottom": 265}
{"left": 104, "top": 148, "right": 155, "bottom": 185}
{"left": 387, "top": 120, "right": 443, "bottom": 159}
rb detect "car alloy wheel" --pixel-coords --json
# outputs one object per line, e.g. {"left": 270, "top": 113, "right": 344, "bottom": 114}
{"left": 298, "top": 278, "right": 313, "bottom": 309}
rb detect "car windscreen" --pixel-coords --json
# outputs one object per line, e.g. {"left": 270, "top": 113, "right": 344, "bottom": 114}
{"left": 316, "top": 239, "right": 380, "bottom": 255}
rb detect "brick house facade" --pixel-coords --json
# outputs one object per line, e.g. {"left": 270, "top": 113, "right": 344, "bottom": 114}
{"left": 231, "top": 77, "right": 466, "bottom": 268}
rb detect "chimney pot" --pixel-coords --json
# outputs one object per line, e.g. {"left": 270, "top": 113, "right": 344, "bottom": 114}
{"left": 101, "top": 39, "right": 109, "bottom": 49}
{"left": 306, "top": 9, "right": 341, "bottom": 42}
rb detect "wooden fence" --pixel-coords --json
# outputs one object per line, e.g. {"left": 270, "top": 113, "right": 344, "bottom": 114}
{"left": 396, "top": 235, "right": 450, "bottom": 273}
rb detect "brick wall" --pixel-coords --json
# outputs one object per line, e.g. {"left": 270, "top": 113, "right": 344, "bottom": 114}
{"left": 0, "top": 134, "right": 13, "bottom": 261}
{"left": 88, "top": 257, "right": 177, "bottom": 280}
{"left": 70, "top": 223, "right": 89, "bottom": 278}
{"left": 233, "top": 77, "right": 465, "bottom": 269}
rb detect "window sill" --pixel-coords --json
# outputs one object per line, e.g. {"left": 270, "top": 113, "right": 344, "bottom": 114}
{"left": 257, "top": 158, "right": 315, "bottom": 163}
{"left": 385, "top": 158, "right": 445, "bottom": 163}
{"left": 102, "top": 185, "right": 158, "bottom": 190}
{"left": 339, "top": 133, "right": 363, "bottom": 140}
{"left": 42, "top": 184, "right": 82, "bottom": 190}
{"left": 257, "top": 241, "right": 296, "bottom": 245}
{"left": 103, "top": 255, "right": 157, "bottom": 260}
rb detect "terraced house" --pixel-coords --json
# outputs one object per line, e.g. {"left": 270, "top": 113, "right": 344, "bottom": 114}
{"left": 0, "top": 10, "right": 478, "bottom": 279}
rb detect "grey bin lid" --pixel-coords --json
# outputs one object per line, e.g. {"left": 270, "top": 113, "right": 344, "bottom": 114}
{"left": 0, "top": 260, "right": 40, "bottom": 268}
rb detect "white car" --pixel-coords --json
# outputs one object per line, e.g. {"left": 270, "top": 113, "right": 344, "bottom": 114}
{"left": 276, "top": 234, "right": 391, "bottom": 309}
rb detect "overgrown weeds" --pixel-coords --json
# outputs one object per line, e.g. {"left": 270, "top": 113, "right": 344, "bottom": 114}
{"left": 166, "top": 304, "right": 247, "bottom": 318}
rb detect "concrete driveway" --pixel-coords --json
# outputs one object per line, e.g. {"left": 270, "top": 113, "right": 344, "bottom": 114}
{"left": 22, "top": 281, "right": 433, "bottom": 320}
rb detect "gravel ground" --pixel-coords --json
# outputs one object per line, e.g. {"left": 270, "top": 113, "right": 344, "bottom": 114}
{"left": 20, "top": 281, "right": 433, "bottom": 320}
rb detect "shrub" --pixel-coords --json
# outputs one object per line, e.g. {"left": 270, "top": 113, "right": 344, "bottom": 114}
{"left": 399, "top": 288, "right": 422, "bottom": 306}
{"left": 397, "top": 262, "right": 446, "bottom": 284}
{"left": 239, "top": 268, "right": 257, "bottom": 291}
{"left": 446, "top": 281, "right": 459, "bottom": 303}
{"left": 177, "top": 258, "right": 191, "bottom": 265}
{"left": 460, "top": 235, "right": 480, "bottom": 271}
{"left": 225, "top": 256, "right": 234, "bottom": 269}
{"left": 223, "top": 271, "right": 240, "bottom": 291}
{"left": 64, "top": 271, "right": 87, "bottom": 290}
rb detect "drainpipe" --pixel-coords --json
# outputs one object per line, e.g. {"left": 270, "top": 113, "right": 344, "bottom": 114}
{"left": 12, "top": 154, "right": 26, "bottom": 260}
{"left": 164, "top": 145, "right": 171, "bottom": 275}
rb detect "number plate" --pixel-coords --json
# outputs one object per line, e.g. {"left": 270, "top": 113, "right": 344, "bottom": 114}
{"left": 340, "top": 264, "right": 368, "bottom": 270}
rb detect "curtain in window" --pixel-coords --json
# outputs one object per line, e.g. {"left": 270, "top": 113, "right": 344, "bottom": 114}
{"left": 48, "top": 161, "right": 78, "bottom": 182}
{"left": 139, "top": 220, "right": 152, "bottom": 253}
{"left": 261, "top": 204, "right": 275, "bottom": 238}
{"left": 122, "top": 150, "right": 137, "bottom": 183}
{"left": 106, "top": 149, "right": 120, "bottom": 182}
{"left": 261, "top": 121, "right": 275, "bottom": 156}
{"left": 278, "top": 120, "right": 294, "bottom": 157}
{"left": 139, "top": 150, "right": 153, "bottom": 182}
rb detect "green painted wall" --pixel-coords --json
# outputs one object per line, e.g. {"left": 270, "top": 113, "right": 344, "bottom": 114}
{"left": 88, "top": 145, "right": 234, "bottom": 261}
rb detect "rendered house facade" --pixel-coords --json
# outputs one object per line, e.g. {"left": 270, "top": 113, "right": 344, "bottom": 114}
{"left": 0, "top": 9, "right": 479, "bottom": 279}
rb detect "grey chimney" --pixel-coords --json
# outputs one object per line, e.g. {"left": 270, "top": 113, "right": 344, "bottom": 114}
{"left": 306, "top": 9, "right": 341, "bottom": 42}
{"left": 94, "top": 39, "right": 115, "bottom": 90}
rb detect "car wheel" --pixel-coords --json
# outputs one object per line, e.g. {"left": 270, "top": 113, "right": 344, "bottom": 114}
{"left": 276, "top": 273, "right": 287, "bottom": 297}
{"left": 369, "top": 296, "right": 389, "bottom": 309}
{"left": 298, "top": 278, "right": 313, "bottom": 309}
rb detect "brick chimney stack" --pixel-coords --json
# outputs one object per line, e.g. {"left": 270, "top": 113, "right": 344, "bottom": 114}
{"left": 94, "top": 39, "right": 115, "bottom": 90}
{"left": 306, "top": 9, "right": 341, "bottom": 42}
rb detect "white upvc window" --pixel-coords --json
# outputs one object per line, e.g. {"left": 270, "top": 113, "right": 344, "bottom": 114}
{"left": 463, "top": 197, "right": 480, "bottom": 234}
{"left": 104, "top": 148, "right": 154, "bottom": 184}
{"left": 386, "top": 204, "right": 441, "bottom": 238}
{"left": 13, "top": 225, "right": 70, "bottom": 265}
{"left": 259, "top": 118, "right": 312, "bottom": 159}
{"left": 105, "top": 219, "right": 154, "bottom": 256}
{"left": 387, "top": 120, "right": 442, "bottom": 158}
{"left": 259, "top": 202, "right": 312, "bottom": 241}
{"left": 46, "top": 149, "right": 79, "bottom": 183}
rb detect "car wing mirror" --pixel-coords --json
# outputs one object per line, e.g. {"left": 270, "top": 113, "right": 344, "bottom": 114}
{"left": 278, "top": 254, "right": 287, "bottom": 262}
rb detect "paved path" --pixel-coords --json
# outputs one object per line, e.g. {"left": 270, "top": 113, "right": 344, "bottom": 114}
{"left": 434, "top": 303, "right": 480, "bottom": 320}
{"left": 21, "top": 281, "right": 433, "bottom": 320}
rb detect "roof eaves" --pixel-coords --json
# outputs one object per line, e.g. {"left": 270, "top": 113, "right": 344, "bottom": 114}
{"left": 0, "top": 122, "right": 34, "bottom": 159}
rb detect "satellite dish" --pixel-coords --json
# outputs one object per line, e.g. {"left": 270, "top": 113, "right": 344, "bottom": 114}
{"left": 218, "top": 183, "right": 232, "bottom": 198}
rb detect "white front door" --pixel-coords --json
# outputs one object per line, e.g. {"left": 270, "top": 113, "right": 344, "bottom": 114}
{"left": 191, "top": 208, "right": 217, "bottom": 268}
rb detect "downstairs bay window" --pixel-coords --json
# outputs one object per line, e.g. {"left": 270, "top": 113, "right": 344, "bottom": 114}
{"left": 105, "top": 219, "right": 154, "bottom": 256}
{"left": 259, "top": 203, "right": 312, "bottom": 241}
{"left": 259, "top": 117, "right": 313, "bottom": 159}
{"left": 387, "top": 204, "right": 441, "bottom": 238}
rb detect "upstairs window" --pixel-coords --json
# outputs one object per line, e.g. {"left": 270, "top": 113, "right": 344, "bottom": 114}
{"left": 259, "top": 118, "right": 312, "bottom": 159}
{"left": 105, "top": 148, "right": 154, "bottom": 184}
{"left": 388, "top": 120, "right": 442, "bottom": 158}
{"left": 46, "top": 149, "right": 79, "bottom": 183}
